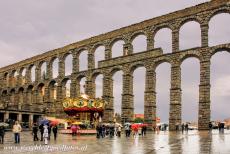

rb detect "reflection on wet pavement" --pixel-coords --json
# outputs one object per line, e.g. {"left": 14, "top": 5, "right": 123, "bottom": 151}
{"left": 0, "top": 130, "right": 230, "bottom": 154}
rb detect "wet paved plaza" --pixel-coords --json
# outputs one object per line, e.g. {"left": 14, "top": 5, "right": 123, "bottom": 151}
{"left": 0, "top": 130, "right": 230, "bottom": 154}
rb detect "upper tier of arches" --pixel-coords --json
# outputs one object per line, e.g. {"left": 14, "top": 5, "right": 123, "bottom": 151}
{"left": 0, "top": 1, "right": 229, "bottom": 90}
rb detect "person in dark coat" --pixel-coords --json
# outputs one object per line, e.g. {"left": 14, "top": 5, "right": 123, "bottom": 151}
{"left": 181, "top": 123, "right": 185, "bottom": 133}
{"left": 99, "top": 125, "right": 103, "bottom": 138}
{"left": 48, "top": 124, "right": 51, "bottom": 140}
{"left": 102, "top": 125, "right": 106, "bottom": 138}
{"left": 141, "top": 126, "right": 147, "bottom": 136}
{"left": 52, "top": 125, "right": 58, "bottom": 140}
{"left": 209, "top": 122, "right": 212, "bottom": 131}
{"left": 39, "top": 124, "right": 44, "bottom": 141}
{"left": 0, "top": 126, "right": 5, "bottom": 144}
{"left": 96, "top": 125, "right": 100, "bottom": 138}
{"left": 218, "top": 122, "right": 221, "bottom": 132}
{"left": 221, "top": 123, "right": 225, "bottom": 133}
{"left": 185, "top": 123, "right": 189, "bottom": 132}
{"left": 32, "top": 123, "right": 39, "bottom": 141}
{"left": 128, "top": 125, "right": 132, "bottom": 137}
{"left": 109, "top": 124, "right": 115, "bottom": 138}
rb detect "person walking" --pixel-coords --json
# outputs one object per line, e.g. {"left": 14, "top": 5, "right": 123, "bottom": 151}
{"left": 141, "top": 125, "right": 147, "bottom": 136}
{"left": 52, "top": 125, "right": 58, "bottom": 140}
{"left": 43, "top": 125, "right": 49, "bottom": 145}
{"left": 128, "top": 125, "right": 132, "bottom": 137}
{"left": 109, "top": 124, "right": 115, "bottom": 138}
{"left": 96, "top": 125, "right": 99, "bottom": 138}
{"left": 181, "top": 123, "right": 185, "bottom": 133}
{"left": 185, "top": 123, "right": 189, "bottom": 132}
{"left": 218, "top": 122, "right": 222, "bottom": 133}
{"left": 0, "top": 126, "right": 5, "bottom": 144}
{"left": 125, "top": 124, "right": 129, "bottom": 137}
{"left": 99, "top": 125, "right": 103, "bottom": 138}
{"left": 12, "top": 121, "right": 22, "bottom": 144}
{"left": 32, "top": 123, "right": 39, "bottom": 141}
{"left": 48, "top": 124, "right": 51, "bottom": 140}
{"left": 209, "top": 122, "right": 212, "bottom": 132}
{"left": 221, "top": 122, "right": 225, "bottom": 133}
{"left": 102, "top": 125, "right": 106, "bottom": 138}
{"left": 133, "top": 126, "right": 138, "bottom": 138}
{"left": 39, "top": 124, "right": 44, "bottom": 141}
{"left": 71, "top": 125, "right": 77, "bottom": 136}
{"left": 117, "top": 126, "right": 121, "bottom": 137}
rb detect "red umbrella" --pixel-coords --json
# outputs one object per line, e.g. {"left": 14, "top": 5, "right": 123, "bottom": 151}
{"left": 50, "top": 120, "right": 59, "bottom": 126}
{"left": 131, "top": 124, "right": 139, "bottom": 130}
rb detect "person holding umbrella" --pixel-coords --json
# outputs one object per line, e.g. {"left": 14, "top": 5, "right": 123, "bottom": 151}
{"left": 50, "top": 119, "right": 59, "bottom": 140}
{"left": 52, "top": 125, "right": 58, "bottom": 140}
{"left": 48, "top": 124, "right": 51, "bottom": 140}
{"left": 39, "top": 124, "right": 44, "bottom": 141}
{"left": 71, "top": 125, "right": 77, "bottom": 136}
{"left": 131, "top": 124, "right": 139, "bottom": 138}
{"left": 141, "top": 124, "right": 147, "bottom": 136}
{"left": 124, "top": 123, "right": 131, "bottom": 137}
{"left": 39, "top": 119, "right": 49, "bottom": 141}
{"left": 109, "top": 123, "right": 115, "bottom": 138}
{"left": 32, "top": 123, "right": 39, "bottom": 141}
{"left": 0, "top": 122, "right": 8, "bottom": 144}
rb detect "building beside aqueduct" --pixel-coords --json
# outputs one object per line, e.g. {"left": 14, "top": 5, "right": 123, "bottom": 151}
{"left": 0, "top": 0, "right": 229, "bottom": 130}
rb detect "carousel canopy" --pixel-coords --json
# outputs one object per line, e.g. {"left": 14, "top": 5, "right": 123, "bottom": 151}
{"left": 63, "top": 95, "right": 107, "bottom": 116}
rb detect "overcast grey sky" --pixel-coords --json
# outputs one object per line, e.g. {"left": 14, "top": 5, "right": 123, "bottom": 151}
{"left": 0, "top": 0, "right": 230, "bottom": 123}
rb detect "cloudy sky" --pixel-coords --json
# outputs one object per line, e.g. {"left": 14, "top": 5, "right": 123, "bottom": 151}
{"left": 0, "top": 0, "right": 230, "bottom": 123}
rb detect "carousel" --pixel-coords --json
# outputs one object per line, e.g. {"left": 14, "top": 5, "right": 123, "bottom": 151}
{"left": 62, "top": 94, "right": 107, "bottom": 127}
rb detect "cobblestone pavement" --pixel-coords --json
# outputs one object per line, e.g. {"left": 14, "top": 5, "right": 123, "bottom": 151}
{"left": 0, "top": 130, "right": 229, "bottom": 154}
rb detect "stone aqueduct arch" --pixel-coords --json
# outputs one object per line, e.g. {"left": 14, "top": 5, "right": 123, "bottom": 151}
{"left": 0, "top": 0, "right": 230, "bottom": 130}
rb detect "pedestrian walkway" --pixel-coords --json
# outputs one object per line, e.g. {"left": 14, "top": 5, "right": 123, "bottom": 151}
{"left": 0, "top": 130, "right": 229, "bottom": 154}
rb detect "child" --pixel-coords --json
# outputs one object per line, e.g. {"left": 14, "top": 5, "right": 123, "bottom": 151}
{"left": 43, "top": 125, "right": 49, "bottom": 145}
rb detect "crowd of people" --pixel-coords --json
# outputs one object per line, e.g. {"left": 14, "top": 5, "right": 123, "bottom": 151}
{"left": 175, "top": 123, "right": 190, "bottom": 133}
{"left": 0, "top": 120, "right": 58, "bottom": 145}
{"left": 209, "top": 122, "right": 226, "bottom": 133}
{"left": 0, "top": 120, "right": 229, "bottom": 144}
{"left": 95, "top": 123, "right": 147, "bottom": 139}
{"left": 32, "top": 123, "right": 58, "bottom": 145}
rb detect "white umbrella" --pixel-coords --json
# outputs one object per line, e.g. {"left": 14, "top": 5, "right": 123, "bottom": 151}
{"left": 124, "top": 122, "right": 131, "bottom": 126}
{"left": 0, "top": 122, "right": 9, "bottom": 127}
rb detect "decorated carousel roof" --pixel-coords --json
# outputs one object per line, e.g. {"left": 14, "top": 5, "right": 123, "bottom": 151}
{"left": 63, "top": 94, "right": 107, "bottom": 115}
